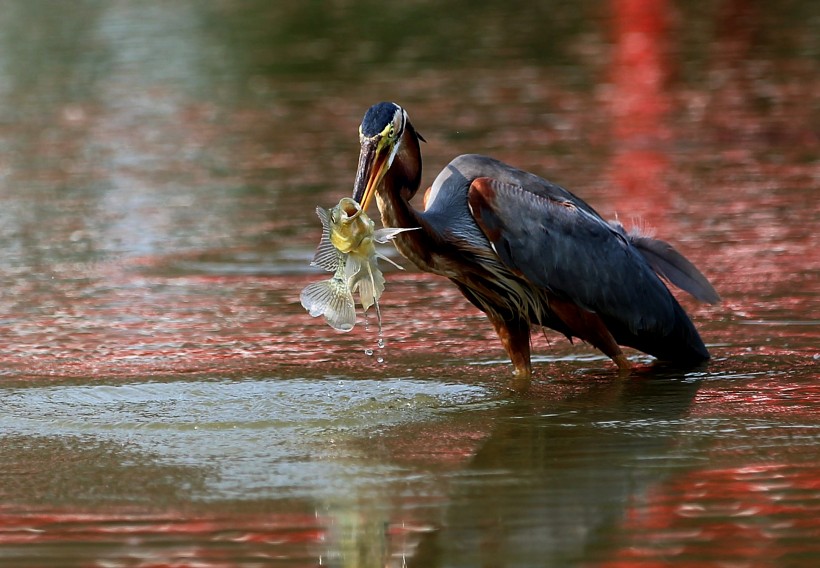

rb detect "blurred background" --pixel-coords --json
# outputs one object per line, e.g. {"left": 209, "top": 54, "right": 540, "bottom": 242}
{"left": 0, "top": 0, "right": 815, "bottom": 375}
{"left": 0, "top": 0, "right": 817, "bottom": 566}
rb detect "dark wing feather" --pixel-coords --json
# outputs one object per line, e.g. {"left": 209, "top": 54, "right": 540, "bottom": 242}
{"left": 468, "top": 177, "right": 709, "bottom": 362}
{"left": 626, "top": 232, "right": 720, "bottom": 304}
{"left": 449, "top": 157, "right": 719, "bottom": 304}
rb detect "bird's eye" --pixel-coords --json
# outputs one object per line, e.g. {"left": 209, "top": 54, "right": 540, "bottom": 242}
{"left": 388, "top": 126, "right": 395, "bottom": 139}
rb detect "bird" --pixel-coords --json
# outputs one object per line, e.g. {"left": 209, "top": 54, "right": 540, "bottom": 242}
{"left": 351, "top": 101, "right": 719, "bottom": 389}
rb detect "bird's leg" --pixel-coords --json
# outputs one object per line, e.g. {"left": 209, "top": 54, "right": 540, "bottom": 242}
{"left": 613, "top": 353, "right": 632, "bottom": 374}
{"left": 547, "top": 296, "right": 632, "bottom": 374}
{"left": 488, "top": 314, "right": 533, "bottom": 392}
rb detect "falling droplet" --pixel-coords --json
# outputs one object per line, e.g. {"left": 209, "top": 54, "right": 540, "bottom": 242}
{"left": 364, "top": 348, "right": 374, "bottom": 356}
{"left": 377, "top": 337, "right": 385, "bottom": 349}
{"left": 376, "top": 356, "right": 384, "bottom": 363}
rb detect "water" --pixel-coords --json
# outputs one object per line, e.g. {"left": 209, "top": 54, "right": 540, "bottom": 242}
{"left": 0, "top": 0, "right": 818, "bottom": 566}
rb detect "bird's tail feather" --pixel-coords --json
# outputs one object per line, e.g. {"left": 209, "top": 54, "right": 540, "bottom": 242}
{"left": 629, "top": 234, "right": 720, "bottom": 304}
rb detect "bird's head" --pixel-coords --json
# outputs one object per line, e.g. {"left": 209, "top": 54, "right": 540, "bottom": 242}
{"left": 352, "top": 102, "right": 423, "bottom": 212}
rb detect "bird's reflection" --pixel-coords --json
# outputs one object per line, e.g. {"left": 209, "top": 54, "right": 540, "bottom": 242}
{"left": 406, "top": 373, "right": 701, "bottom": 567}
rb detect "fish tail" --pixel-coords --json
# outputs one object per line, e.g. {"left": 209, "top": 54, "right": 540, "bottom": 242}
{"left": 300, "top": 277, "right": 356, "bottom": 332}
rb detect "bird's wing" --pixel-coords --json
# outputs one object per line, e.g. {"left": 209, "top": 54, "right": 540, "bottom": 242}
{"left": 467, "top": 177, "right": 680, "bottom": 336}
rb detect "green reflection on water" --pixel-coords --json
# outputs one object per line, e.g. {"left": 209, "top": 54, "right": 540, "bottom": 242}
{"left": 0, "top": 377, "right": 494, "bottom": 501}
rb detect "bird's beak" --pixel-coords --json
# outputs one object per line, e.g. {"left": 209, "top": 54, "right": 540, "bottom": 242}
{"left": 352, "top": 135, "right": 390, "bottom": 213}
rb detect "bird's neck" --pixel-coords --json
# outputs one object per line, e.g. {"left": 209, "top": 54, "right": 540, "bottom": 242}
{"left": 374, "top": 127, "right": 436, "bottom": 270}
{"left": 375, "top": 124, "right": 422, "bottom": 228}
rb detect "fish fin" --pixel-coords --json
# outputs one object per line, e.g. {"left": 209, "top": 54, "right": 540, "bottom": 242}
{"left": 356, "top": 270, "right": 385, "bottom": 312}
{"left": 371, "top": 293, "right": 383, "bottom": 334}
{"left": 373, "top": 226, "right": 420, "bottom": 243}
{"left": 344, "top": 253, "right": 364, "bottom": 285}
{"left": 374, "top": 251, "right": 404, "bottom": 270}
{"left": 347, "top": 255, "right": 385, "bottom": 312}
{"left": 310, "top": 206, "right": 339, "bottom": 271}
{"left": 371, "top": 227, "right": 417, "bottom": 270}
{"left": 300, "top": 278, "right": 356, "bottom": 332}
{"left": 363, "top": 258, "right": 384, "bottom": 332}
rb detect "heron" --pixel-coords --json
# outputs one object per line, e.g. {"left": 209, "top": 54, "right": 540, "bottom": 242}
{"left": 351, "top": 101, "right": 719, "bottom": 389}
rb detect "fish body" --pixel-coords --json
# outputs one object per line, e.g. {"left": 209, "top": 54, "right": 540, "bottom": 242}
{"left": 301, "top": 197, "right": 416, "bottom": 331}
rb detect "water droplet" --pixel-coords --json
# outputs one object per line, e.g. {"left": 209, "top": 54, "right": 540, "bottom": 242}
{"left": 377, "top": 338, "right": 386, "bottom": 349}
{"left": 376, "top": 356, "right": 384, "bottom": 363}
{"left": 364, "top": 348, "right": 374, "bottom": 356}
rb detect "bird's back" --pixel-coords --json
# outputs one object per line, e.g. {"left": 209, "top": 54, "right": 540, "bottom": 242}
{"left": 425, "top": 154, "right": 602, "bottom": 217}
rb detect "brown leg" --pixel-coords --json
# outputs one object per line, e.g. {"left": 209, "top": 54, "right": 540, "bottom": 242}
{"left": 548, "top": 296, "right": 632, "bottom": 373}
{"left": 488, "top": 314, "right": 533, "bottom": 392}
{"left": 613, "top": 353, "right": 632, "bottom": 374}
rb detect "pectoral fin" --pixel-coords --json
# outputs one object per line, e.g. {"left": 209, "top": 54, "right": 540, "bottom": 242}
{"left": 373, "top": 226, "right": 420, "bottom": 243}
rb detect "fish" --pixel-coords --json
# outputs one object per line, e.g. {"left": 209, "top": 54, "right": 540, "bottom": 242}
{"left": 300, "top": 197, "right": 417, "bottom": 332}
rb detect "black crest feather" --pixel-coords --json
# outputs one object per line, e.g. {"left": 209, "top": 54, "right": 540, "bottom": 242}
{"left": 361, "top": 102, "right": 400, "bottom": 137}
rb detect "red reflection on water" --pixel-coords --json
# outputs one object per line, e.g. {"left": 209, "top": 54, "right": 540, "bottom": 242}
{"left": 0, "top": 505, "right": 327, "bottom": 563}
{"left": 599, "top": 463, "right": 820, "bottom": 567}
{"left": 606, "top": 0, "right": 673, "bottom": 220}
{"left": 596, "top": 360, "right": 820, "bottom": 566}
{"left": 0, "top": 260, "right": 510, "bottom": 382}
{"left": 608, "top": 0, "right": 671, "bottom": 140}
